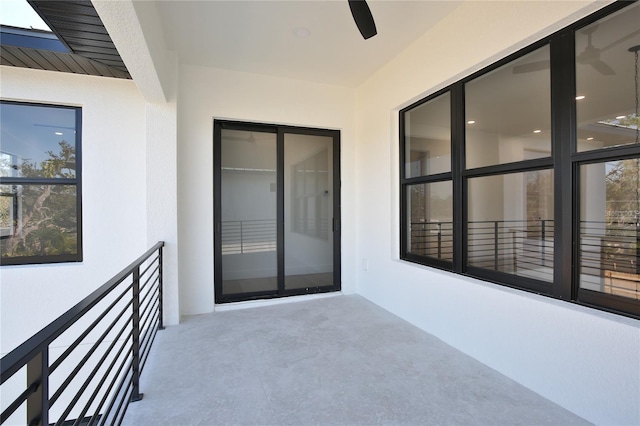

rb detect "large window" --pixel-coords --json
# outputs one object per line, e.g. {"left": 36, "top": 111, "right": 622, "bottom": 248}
{"left": 0, "top": 101, "right": 82, "bottom": 265}
{"left": 400, "top": 1, "right": 640, "bottom": 318}
{"left": 401, "top": 91, "right": 453, "bottom": 268}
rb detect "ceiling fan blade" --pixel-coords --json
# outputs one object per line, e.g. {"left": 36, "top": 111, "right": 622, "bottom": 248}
{"left": 512, "top": 60, "right": 550, "bottom": 74}
{"left": 601, "top": 29, "right": 640, "bottom": 52}
{"left": 591, "top": 60, "right": 615, "bottom": 76}
{"left": 349, "top": 0, "right": 377, "bottom": 40}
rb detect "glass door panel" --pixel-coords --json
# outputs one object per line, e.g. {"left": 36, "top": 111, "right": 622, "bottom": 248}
{"left": 284, "top": 134, "right": 334, "bottom": 290}
{"left": 220, "top": 129, "right": 278, "bottom": 296}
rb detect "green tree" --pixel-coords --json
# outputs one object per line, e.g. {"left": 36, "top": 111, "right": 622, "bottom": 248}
{"left": 1, "top": 141, "right": 77, "bottom": 258}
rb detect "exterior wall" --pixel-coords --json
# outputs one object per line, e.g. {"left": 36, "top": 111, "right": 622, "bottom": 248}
{"left": 0, "top": 66, "right": 148, "bottom": 354}
{"left": 177, "top": 65, "right": 357, "bottom": 315}
{"left": 354, "top": 1, "right": 640, "bottom": 425}
{"left": 145, "top": 99, "right": 179, "bottom": 326}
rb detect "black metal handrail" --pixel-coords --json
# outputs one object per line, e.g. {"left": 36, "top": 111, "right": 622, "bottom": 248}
{"left": 1, "top": 241, "right": 164, "bottom": 426}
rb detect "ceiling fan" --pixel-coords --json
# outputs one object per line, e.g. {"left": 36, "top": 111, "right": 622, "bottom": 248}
{"left": 349, "top": 0, "right": 377, "bottom": 40}
{"left": 513, "top": 27, "right": 640, "bottom": 75}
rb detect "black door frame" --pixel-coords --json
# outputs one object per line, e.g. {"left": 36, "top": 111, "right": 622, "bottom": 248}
{"left": 213, "top": 119, "right": 341, "bottom": 303}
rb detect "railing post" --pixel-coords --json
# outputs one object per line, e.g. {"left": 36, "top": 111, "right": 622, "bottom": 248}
{"left": 158, "top": 245, "right": 165, "bottom": 330}
{"left": 541, "top": 219, "right": 546, "bottom": 267}
{"left": 26, "top": 350, "right": 48, "bottom": 426}
{"left": 494, "top": 221, "right": 499, "bottom": 270}
{"left": 437, "top": 223, "right": 442, "bottom": 259}
{"left": 130, "top": 267, "right": 143, "bottom": 402}
{"left": 636, "top": 215, "right": 640, "bottom": 275}
{"left": 511, "top": 229, "right": 517, "bottom": 274}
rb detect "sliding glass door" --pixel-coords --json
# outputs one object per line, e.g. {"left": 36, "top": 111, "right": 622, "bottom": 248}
{"left": 214, "top": 121, "right": 341, "bottom": 303}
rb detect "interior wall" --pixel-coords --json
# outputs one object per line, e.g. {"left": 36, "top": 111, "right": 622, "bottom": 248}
{"left": 0, "top": 67, "right": 148, "bottom": 354}
{"left": 354, "top": 1, "right": 639, "bottom": 425}
{"left": 177, "top": 65, "right": 356, "bottom": 315}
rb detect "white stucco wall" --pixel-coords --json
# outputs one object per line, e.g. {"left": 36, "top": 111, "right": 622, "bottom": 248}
{"left": 177, "top": 65, "right": 357, "bottom": 315}
{"left": 0, "top": 67, "right": 148, "bottom": 354}
{"left": 354, "top": 1, "right": 640, "bottom": 424}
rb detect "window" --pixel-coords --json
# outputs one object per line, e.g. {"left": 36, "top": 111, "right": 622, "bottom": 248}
{"left": 401, "top": 91, "right": 453, "bottom": 268}
{"left": 0, "top": 101, "right": 82, "bottom": 265}
{"left": 400, "top": 1, "right": 640, "bottom": 318}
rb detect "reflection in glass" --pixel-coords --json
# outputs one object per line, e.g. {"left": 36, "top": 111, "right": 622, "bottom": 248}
{"left": 220, "top": 129, "right": 278, "bottom": 295}
{"left": 468, "top": 170, "right": 554, "bottom": 281}
{"left": 404, "top": 93, "right": 451, "bottom": 177}
{"left": 576, "top": 2, "right": 640, "bottom": 152}
{"left": 285, "top": 134, "right": 333, "bottom": 290}
{"left": 407, "top": 181, "right": 452, "bottom": 261}
{"left": 0, "top": 103, "right": 77, "bottom": 178}
{"left": 580, "top": 160, "right": 640, "bottom": 300}
{"left": 0, "top": 184, "right": 78, "bottom": 258}
{"left": 466, "top": 45, "right": 551, "bottom": 169}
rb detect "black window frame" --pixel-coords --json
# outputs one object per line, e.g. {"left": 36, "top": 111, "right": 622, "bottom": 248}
{"left": 400, "top": 0, "right": 640, "bottom": 319}
{"left": 213, "top": 119, "right": 341, "bottom": 304}
{"left": 0, "top": 100, "right": 83, "bottom": 266}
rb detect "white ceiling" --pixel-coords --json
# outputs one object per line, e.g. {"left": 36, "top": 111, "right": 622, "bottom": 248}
{"left": 155, "top": 0, "right": 462, "bottom": 88}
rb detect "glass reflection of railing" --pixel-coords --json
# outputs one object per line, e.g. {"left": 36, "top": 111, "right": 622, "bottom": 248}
{"left": 468, "top": 220, "right": 554, "bottom": 281}
{"left": 411, "top": 219, "right": 640, "bottom": 298}
{"left": 581, "top": 220, "right": 640, "bottom": 300}
{"left": 221, "top": 219, "right": 277, "bottom": 254}
{"left": 410, "top": 220, "right": 555, "bottom": 281}
{"left": 410, "top": 221, "right": 453, "bottom": 261}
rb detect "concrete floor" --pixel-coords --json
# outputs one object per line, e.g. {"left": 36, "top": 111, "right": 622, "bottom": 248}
{"left": 122, "top": 295, "right": 590, "bottom": 425}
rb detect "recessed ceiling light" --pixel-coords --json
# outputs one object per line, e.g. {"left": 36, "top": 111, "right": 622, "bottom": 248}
{"left": 615, "top": 115, "right": 626, "bottom": 120}
{"left": 293, "top": 27, "right": 311, "bottom": 38}
{"left": 55, "top": 132, "right": 63, "bottom": 135}
{"left": 587, "top": 137, "right": 594, "bottom": 140}
{"left": 467, "top": 120, "right": 475, "bottom": 124}
{"left": 533, "top": 129, "right": 542, "bottom": 133}
{"left": 575, "top": 95, "right": 586, "bottom": 100}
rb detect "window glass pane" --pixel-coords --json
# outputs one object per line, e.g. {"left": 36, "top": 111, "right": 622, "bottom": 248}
{"left": 220, "top": 129, "right": 277, "bottom": 295}
{"left": 0, "top": 184, "right": 78, "bottom": 259}
{"left": 406, "top": 181, "right": 452, "bottom": 261}
{"left": 0, "top": 103, "right": 77, "bottom": 178}
{"left": 466, "top": 45, "right": 551, "bottom": 169}
{"left": 404, "top": 92, "right": 451, "bottom": 177}
{"left": 285, "top": 134, "right": 333, "bottom": 290}
{"left": 579, "top": 160, "right": 640, "bottom": 300}
{"left": 576, "top": 2, "right": 640, "bottom": 152}
{"left": 468, "top": 170, "right": 554, "bottom": 282}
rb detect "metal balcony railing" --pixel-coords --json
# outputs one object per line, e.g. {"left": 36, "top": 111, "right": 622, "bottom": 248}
{"left": 410, "top": 218, "right": 639, "bottom": 298}
{"left": 0, "top": 241, "right": 164, "bottom": 426}
{"left": 580, "top": 221, "right": 640, "bottom": 299}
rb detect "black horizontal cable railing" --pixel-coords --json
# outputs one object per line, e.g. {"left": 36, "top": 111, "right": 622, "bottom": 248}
{"left": 580, "top": 221, "right": 640, "bottom": 299}
{"left": 411, "top": 218, "right": 640, "bottom": 297}
{"left": 221, "top": 219, "right": 276, "bottom": 254}
{"left": 468, "top": 220, "right": 555, "bottom": 281}
{"left": 1, "top": 241, "right": 164, "bottom": 426}
{"left": 409, "top": 221, "right": 454, "bottom": 261}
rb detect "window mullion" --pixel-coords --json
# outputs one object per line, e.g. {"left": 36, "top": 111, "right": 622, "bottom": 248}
{"left": 451, "top": 83, "right": 465, "bottom": 273}
{"left": 550, "top": 30, "right": 575, "bottom": 300}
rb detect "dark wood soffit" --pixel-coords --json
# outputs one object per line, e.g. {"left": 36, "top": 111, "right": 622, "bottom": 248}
{"left": 27, "top": 0, "right": 130, "bottom": 78}
{"left": 1, "top": 45, "right": 131, "bottom": 79}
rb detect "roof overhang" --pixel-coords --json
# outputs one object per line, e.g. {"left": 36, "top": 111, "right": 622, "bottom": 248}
{"left": 0, "top": 0, "right": 130, "bottom": 79}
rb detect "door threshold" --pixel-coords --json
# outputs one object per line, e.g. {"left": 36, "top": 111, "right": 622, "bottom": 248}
{"left": 214, "top": 291, "right": 343, "bottom": 312}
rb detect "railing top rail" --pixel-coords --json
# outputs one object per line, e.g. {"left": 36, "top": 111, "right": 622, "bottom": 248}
{"left": 1, "top": 241, "right": 164, "bottom": 384}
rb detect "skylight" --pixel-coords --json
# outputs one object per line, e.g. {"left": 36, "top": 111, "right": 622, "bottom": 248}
{"left": 0, "top": 0, "right": 51, "bottom": 31}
